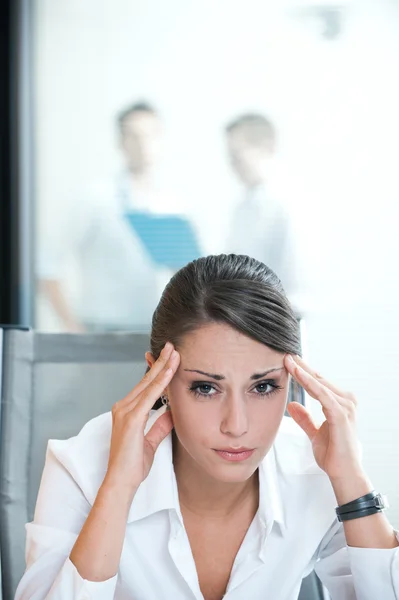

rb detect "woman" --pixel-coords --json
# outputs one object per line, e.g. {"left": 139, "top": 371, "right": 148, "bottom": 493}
{"left": 16, "top": 254, "right": 398, "bottom": 599}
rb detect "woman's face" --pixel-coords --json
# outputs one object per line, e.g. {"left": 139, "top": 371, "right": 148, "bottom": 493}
{"left": 166, "top": 322, "right": 290, "bottom": 483}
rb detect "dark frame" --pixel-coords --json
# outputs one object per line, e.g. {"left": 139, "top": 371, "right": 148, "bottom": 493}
{"left": 0, "top": 0, "right": 15, "bottom": 326}
{"left": 0, "top": 0, "right": 35, "bottom": 328}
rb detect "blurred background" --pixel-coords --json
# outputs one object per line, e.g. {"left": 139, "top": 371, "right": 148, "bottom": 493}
{"left": 1, "top": 0, "right": 399, "bottom": 526}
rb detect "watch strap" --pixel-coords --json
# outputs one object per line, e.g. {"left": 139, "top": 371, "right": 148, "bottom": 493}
{"left": 335, "top": 491, "right": 388, "bottom": 522}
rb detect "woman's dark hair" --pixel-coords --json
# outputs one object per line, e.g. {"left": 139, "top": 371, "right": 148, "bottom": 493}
{"left": 150, "top": 254, "right": 301, "bottom": 362}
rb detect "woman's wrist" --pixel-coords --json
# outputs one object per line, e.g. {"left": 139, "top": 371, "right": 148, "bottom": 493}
{"left": 329, "top": 470, "right": 374, "bottom": 507}
{"left": 100, "top": 472, "right": 139, "bottom": 514}
{"left": 70, "top": 475, "right": 137, "bottom": 581}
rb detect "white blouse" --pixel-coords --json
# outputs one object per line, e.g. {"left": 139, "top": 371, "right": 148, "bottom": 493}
{"left": 15, "top": 410, "right": 399, "bottom": 600}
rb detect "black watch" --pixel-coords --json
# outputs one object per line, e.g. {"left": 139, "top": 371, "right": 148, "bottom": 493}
{"left": 335, "top": 492, "right": 389, "bottom": 522}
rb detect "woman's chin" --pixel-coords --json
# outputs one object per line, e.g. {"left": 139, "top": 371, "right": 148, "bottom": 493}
{"left": 204, "top": 456, "right": 259, "bottom": 484}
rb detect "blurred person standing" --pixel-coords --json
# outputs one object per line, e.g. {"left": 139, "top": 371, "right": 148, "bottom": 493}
{"left": 38, "top": 101, "right": 185, "bottom": 333}
{"left": 225, "top": 113, "right": 304, "bottom": 311}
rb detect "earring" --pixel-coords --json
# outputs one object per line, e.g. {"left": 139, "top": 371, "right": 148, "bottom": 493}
{"left": 161, "top": 395, "right": 169, "bottom": 408}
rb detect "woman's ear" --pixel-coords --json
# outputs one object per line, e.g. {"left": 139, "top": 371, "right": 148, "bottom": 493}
{"left": 145, "top": 351, "right": 156, "bottom": 369}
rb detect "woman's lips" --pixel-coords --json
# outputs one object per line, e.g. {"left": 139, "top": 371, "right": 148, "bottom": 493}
{"left": 213, "top": 448, "right": 255, "bottom": 462}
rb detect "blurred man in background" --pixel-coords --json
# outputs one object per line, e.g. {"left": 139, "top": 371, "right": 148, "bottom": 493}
{"left": 225, "top": 113, "right": 302, "bottom": 307}
{"left": 38, "top": 101, "right": 179, "bottom": 332}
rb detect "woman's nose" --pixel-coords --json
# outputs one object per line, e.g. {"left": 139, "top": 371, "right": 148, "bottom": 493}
{"left": 220, "top": 396, "right": 249, "bottom": 437}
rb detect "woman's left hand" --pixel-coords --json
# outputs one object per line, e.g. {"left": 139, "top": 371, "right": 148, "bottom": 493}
{"left": 284, "top": 354, "right": 364, "bottom": 481}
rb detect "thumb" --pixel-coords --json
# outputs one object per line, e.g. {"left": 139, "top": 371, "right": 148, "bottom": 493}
{"left": 287, "top": 401, "right": 318, "bottom": 441}
{"left": 145, "top": 410, "right": 174, "bottom": 453}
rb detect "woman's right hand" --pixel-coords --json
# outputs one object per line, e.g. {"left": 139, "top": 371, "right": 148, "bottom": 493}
{"left": 104, "top": 342, "right": 180, "bottom": 500}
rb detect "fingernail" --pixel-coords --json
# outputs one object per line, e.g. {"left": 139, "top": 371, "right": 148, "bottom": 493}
{"left": 286, "top": 355, "right": 295, "bottom": 364}
{"left": 163, "top": 342, "right": 172, "bottom": 354}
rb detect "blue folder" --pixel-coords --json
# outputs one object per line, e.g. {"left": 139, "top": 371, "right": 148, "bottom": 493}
{"left": 125, "top": 211, "right": 202, "bottom": 269}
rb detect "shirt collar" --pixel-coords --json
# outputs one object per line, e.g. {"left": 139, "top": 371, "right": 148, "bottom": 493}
{"left": 258, "top": 445, "right": 286, "bottom": 535}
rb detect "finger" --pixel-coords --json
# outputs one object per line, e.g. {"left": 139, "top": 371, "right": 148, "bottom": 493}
{"left": 145, "top": 410, "right": 174, "bottom": 453}
{"left": 287, "top": 401, "right": 319, "bottom": 441}
{"left": 118, "top": 342, "right": 174, "bottom": 408}
{"left": 289, "top": 355, "right": 358, "bottom": 410}
{"left": 137, "top": 350, "right": 180, "bottom": 415}
{"left": 285, "top": 355, "right": 339, "bottom": 414}
{"left": 290, "top": 355, "right": 350, "bottom": 399}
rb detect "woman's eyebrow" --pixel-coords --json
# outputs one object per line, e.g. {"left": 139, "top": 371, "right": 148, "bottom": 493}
{"left": 183, "top": 366, "right": 284, "bottom": 381}
{"left": 184, "top": 369, "right": 225, "bottom": 381}
{"left": 250, "top": 366, "right": 285, "bottom": 380}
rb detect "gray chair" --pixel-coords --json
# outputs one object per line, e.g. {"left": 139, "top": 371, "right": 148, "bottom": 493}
{"left": 299, "top": 572, "right": 326, "bottom": 600}
{"left": 0, "top": 328, "right": 326, "bottom": 599}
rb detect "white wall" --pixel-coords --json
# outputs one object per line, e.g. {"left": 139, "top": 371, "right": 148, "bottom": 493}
{"left": 34, "top": 0, "right": 399, "bottom": 525}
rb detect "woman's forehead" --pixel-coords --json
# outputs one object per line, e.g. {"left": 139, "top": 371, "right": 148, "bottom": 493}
{"left": 177, "top": 323, "right": 284, "bottom": 362}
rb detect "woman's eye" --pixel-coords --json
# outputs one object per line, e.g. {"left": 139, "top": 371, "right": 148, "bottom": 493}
{"left": 253, "top": 380, "right": 281, "bottom": 396}
{"left": 189, "top": 383, "right": 217, "bottom": 397}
